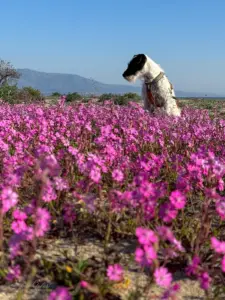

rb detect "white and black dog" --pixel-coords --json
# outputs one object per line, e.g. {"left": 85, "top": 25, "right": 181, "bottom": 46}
{"left": 122, "top": 54, "right": 181, "bottom": 117}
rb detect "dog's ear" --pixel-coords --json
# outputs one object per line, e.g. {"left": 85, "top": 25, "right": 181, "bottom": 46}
{"left": 132, "top": 54, "right": 146, "bottom": 65}
{"left": 123, "top": 54, "right": 146, "bottom": 78}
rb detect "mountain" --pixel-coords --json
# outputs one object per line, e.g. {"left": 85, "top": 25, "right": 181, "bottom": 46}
{"left": 17, "top": 69, "right": 141, "bottom": 96}
{"left": 175, "top": 91, "right": 220, "bottom": 98}
{"left": 17, "top": 69, "right": 222, "bottom": 98}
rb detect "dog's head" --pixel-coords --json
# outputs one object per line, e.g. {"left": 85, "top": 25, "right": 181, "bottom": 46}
{"left": 122, "top": 54, "right": 147, "bottom": 82}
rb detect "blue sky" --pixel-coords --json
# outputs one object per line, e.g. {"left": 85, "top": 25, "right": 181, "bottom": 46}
{"left": 1, "top": 0, "right": 225, "bottom": 94}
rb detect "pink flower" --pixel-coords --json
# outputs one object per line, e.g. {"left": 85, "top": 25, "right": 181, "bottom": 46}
{"left": 157, "top": 226, "right": 174, "bottom": 241}
{"left": 199, "top": 272, "right": 211, "bottom": 290}
{"left": 185, "top": 256, "right": 200, "bottom": 276}
{"left": 6, "top": 265, "right": 21, "bottom": 282}
{"left": 162, "top": 248, "right": 179, "bottom": 259}
{"left": 139, "top": 182, "right": 156, "bottom": 198}
{"left": 154, "top": 267, "right": 172, "bottom": 289}
{"left": 35, "top": 208, "right": 51, "bottom": 237}
{"left": 36, "top": 108, "right": 44, "bottom": 116}
{"left": 216, "top": 199, "right": 225, "bottom": 220}
{"left": 169, "top": 190, "right": 186, "bottom": 210}
{"left": 135, "top": 247, "right": 147, "bottom": 266}
{"left": 22, "top": 226, "right": 34, "bottom": 241}
{"left": 9, "top": 226, "right": 34, "bottom": 259}
{"left": 1, "top": 187, "right": 18, "bottom": 214}
{"left": 39, "top": 154, "right": 60, "bottom": 177}
{"left": 173, "top": 239, "right": 185, "bottom": 252}
{"left": 54, "top": 177, "right": 68, "bottom": 191}
{"left": 11, "top": 209, "right": 28, "bottom": 234}
{"left": 24, "top": 199, "right": 36, "bottom": 215}
{"left": 135, "top": 227, "right": 158, "bottom": 246}
{"left": 144, "top": 245, "right": 157, "bottom": 263}
{"left": 89, "top": 165, "right": 101, "bottom": 183}
{"left": 143, "top": 202, "right": 155, "bottom": 220}
{"left": 218, "top": 179, "right": 224, "bottom": 191}
{"left": 42, "top": 181, "right": 57, "bottom": 203}
{"left": 211, "top": 237, "right": 225, "bottom": 254}
{"left": 13, "top": 210, "right": 27, "bottom": 221}
{"left": 176, "top": 176, "right": 190, "bottom": 193}
{"left": 9, "top": 236, "right": 22, "bottom": 259}
{"left": 162, "top": 283, "right": 180, "bottom": 300}
{"left": 112, "top": 169, "right": 124, "bottom": 182}
{"left": 222, "top": 256, "right": 225, "bottom": 272}
{"left": 63, "top": 203, "right": 76, "bottom": 224}
{"left": 58, "top": 95, "right": 66, "bottom": 107}
{"left": 68, "top": 146, "right": 78, "bottom": 156}
{"left": 159, "top": 202, "right": 178, "bottom": 223}
{"left": 135, "top": 245, "right": 157, "bottom": 266}
{"left": 81, "top": 194, "right": 96, "bottom": 213}
{"left": 48, "top": 287, "right": 72, "bottom": 300}
{"left": 11, "top": 220, "right": 27, "bottom": 234}
{"left": 80, "top": 280, "right": 89, "bottom": 288}
{"left": 107, "top": 264, "right": 124, "bottom": 282}
{"left": 204, "top": 188, "right": 220, "bottom": 200}
{"left": 157, "top": 226, "right": 185, "bottom": 252}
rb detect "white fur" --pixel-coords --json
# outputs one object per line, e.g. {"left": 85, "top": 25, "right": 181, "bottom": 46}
{"left": 125, "top": 55, "right": 181, "bottom": 117}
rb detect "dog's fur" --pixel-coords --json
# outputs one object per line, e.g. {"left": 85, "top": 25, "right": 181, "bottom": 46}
{"left": 122, "top": 54, "right": 181, "bottom": 117}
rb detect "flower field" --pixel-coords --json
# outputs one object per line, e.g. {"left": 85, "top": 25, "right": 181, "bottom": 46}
{"left": 0, "top": 98, "right": 225, "bottom": 299}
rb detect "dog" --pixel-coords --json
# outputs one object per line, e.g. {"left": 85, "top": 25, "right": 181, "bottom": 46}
{"left": 122, "top": 54, "right": 181, "bottom": 117}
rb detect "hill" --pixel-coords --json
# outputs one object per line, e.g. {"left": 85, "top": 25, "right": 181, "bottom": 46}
{"left": 17, "top": 68, "right": 221, "bottom": 97}
{"left": 17, "top": 69, "right": 141, "bottom": 96}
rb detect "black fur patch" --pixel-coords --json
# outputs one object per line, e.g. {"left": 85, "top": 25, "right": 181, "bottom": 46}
{"left": 122, "top": 54, "right": 147, "bottom": 78}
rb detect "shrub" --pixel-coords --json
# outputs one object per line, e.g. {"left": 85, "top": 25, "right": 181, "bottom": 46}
{"left": 15, "top": 88, "right": 44, "bottom": 104}
{"left": 0, "top": 85, "right": 44, "bottom": 104}
{"left": 21, "top": 87, "right": 44, "bottom": 101}
{"left": 113, "top": 95, "right": 130, "bottom": 105}
{"left": 99, "top": 93, "right": 115, "bottom": 101}
{"left": 123, "top": 92, "right": 141, "bottom": 101}
{"left": 66, "top": 92, "right": 82, "bottom": 102}
{"left": 99, "top": 92, "right": 141, "bottom": 105}
{"left": 51, "top": 92, "right": 61, "bottom": 97}
{"left": 0, "top": 84, "right": 18, "bottom": 103}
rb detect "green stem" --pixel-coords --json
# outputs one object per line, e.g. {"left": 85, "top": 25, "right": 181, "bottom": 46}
{"left": 104, "top": 213, "right": 112, "bottom": 250}
{"left": 0, "top": 208, "right": 3, "bottom": 252}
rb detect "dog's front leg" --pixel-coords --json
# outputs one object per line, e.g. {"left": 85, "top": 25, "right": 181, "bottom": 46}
{"left": 164, "top": 98, "right": 181, "bottom": 117}
{"left": 142, "top": 84, "right": 154, "bottom": 113}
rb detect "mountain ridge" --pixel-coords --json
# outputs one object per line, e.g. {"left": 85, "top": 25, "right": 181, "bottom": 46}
{"left": 16, "top": 68, "right": 222, "bottom": 98}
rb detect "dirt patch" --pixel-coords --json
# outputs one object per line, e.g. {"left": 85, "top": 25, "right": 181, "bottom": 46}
{"left": 0, "top": 237, "right": 207, "bottom": 300}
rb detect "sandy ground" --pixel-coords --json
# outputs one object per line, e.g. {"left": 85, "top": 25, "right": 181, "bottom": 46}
{"left": 0, "top": 237, "right": 207, "bottom": 300}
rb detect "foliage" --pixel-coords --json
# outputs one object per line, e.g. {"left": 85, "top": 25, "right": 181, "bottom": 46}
{"left": 99, "top": 93, "right": 115, "bottom": 101}
{"left": 99, "top": 92, "right": 141, "bottom": 105}
{"left": 0, "top": 85, "right": 44, "bottom": 104}
{"left": 0, "top": 102, "right": 224, "bottom": 298}
{"left": 66, "top": 92, "right": 82, "bottom": 102}
{"left": 123, "top": 92, "right": 141, "bottom": 101}
{"left": 0, "top": 84, "right": 18, "bottom": 103}
{"left": 51, "top": 92, "right": 61, "bottom": 97}
{"left": 20, "top": 86, "right": 44, "bottom": 102}
{"left": 0, "top": 59, "right": 43, "bottom": 104}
